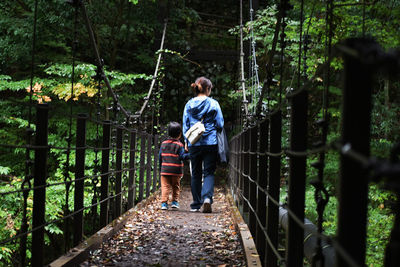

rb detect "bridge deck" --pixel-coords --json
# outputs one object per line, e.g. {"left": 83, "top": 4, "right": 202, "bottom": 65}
{"left": 80, "top": 186, "right": 246, "bottom": 266}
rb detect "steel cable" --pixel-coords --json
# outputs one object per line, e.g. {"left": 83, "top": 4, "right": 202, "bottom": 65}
{"left": 0, "top": 182, "right": 139, "bottom": 247}
{"left": 229, "top": 162, "right": 362, "bottom": 267}
{"left": 135, "top": 20, "right": 168, "bottom": 120}
{"left": 239, "top": 193, "right": 285, "bottom": 264}
{"left": 0, "top": 166, "right": 139, "bottom": 196}
{"left": 239, "top": 0, "right": 249, "bottom": 120}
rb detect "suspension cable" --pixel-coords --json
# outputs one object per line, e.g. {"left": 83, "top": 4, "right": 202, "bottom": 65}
{"left": 78, "top": 0, "right": 130, "bottom": 118}
{"left": 279, "top": 0, "right": 292, "bottom": 105}
{"left": 135, "top": 20, "right": 168, "bottom": 120}
{"left": 249, "top": 0, "right": 261, "bottom": 116}
{"left": 239, "top": 0, "right": 249, "bottom": 120}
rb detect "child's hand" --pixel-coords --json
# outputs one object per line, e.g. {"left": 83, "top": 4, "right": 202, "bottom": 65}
{"left": 184, "top": 142, "right": 188, "bottom": 152}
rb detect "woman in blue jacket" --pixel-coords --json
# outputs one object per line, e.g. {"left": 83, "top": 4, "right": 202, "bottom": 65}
{"left": 183, "top": 77, "right": 224, "bottom": 213}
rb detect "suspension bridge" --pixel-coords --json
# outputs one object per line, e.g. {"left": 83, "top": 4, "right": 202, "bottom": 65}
{"left": 1, "top": 0, "right": 400, "bottom": 266}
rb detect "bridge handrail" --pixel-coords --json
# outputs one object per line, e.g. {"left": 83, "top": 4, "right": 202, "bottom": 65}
{"left": 0, "top": 106, "right": 161, "bottom": 265}
{"left": 228, "top": 37, "right": 400, "bottom": 267}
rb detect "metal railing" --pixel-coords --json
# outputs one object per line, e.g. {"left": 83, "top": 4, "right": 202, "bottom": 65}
{"left": 0, "top": 104, "right": 160, "bottom": 266}
{"left": 228, "top": 38, "right": 400, "bottom": 267}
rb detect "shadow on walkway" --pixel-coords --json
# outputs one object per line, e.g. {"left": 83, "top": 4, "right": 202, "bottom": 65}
{"left": 80, "top": 185, "right": 246, "bottom": 267}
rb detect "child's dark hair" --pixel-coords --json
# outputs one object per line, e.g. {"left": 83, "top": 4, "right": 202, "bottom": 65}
{"left": 168, "top": 121, "right": 182, "bottom": 138}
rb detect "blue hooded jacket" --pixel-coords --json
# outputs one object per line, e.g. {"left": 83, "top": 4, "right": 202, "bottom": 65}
{"left": 183, "top": 96, "right": 224, "bottom": 147}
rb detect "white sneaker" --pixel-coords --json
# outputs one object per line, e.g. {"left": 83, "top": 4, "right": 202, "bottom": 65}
{"left": 190, "top": 208, "right": 200, "bottom": 212}
{"left": 202, "top": 198, "right": 212, "bottom": 213}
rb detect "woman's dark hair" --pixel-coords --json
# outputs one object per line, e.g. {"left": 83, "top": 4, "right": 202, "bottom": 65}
{"left": 168, "top": 121, "right": 182, "bottom": 138}
{"left": 191, "top": 77, "right": 213, "bottom": 96}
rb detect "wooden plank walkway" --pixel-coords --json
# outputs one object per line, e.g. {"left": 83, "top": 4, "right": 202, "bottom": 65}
{"left": 80, "top": 186, "right": 247, "bottom": 266}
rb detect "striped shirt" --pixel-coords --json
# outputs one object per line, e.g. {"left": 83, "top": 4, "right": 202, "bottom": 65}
{"left": 159, "top": 138, "right": 189, "bottom": 176}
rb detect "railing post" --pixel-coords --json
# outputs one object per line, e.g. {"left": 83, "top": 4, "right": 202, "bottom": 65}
{"left": 266, "top": 110, "right": 282, "bottom": 267}
{"left": 249, "top": 126, "right": 258, "bottom": 236}
{"left": 236, "top": 137, "right": 240, "bottom": 205}
{"left": 231, "top": 137, "right": 237, "bottom": 200}
{"left": 286, "top": 89, "right": 308, "bottom": 266}
{"left": 138, "top": 132, "right": 146, "bottom": 202}
{"left": 231, "top": 138, "right": 235, "bottom": 194}
{"left": 257, "top": 119, "right": 269, "bottom": 265}
{"left": 243, "top": 129, "right": 250, "bottom": 217}
{"left": 146, "top": 133, "right": 152, "bottom": 197}
{"left": 152, "top": 135, "right": 159, "bottom": 192}
{"left": 73, "top": 113, "right": 87, "bottom": 246}
{"left": 238, "top": 134, "right": 244, "bottom": 210}
{"left": 31, "top": 103, "right": 49, "bottom": 267}
{"left": 337, "top": 38, "right": 373, "bottom": 267}
{"left": 228, "top": 139, "right": 233, "bottom": 193}
{"left": 127, "top": 130, "right": 137, "bottom": 209}
{"left": 115, "top": 126, "right": 123, "bottom": 217}
{"left": 100, "top": 121, "right": 111, "bottom": 227}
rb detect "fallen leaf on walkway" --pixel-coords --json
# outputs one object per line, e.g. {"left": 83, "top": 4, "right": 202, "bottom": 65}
{"left": 80, "top": 185, "right": 246, "bottom": 266}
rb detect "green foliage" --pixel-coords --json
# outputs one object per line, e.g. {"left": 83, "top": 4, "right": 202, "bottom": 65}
{"left": 0, "top": 76, "right": 31, "bottom": 92}
{"left": 366, "top": 185, "right": 396, "bottom": 266}
{"left": 0, "top": 166, "right": 11, "bottom": 175}
{"left": 371, "top": 90, "right": 400, "bottom": 146}
{"left": 0, "top": 246, "right": 13, "bottom": 265}
{"left": 1, "top": 0, "right": 400, "bottom": 265}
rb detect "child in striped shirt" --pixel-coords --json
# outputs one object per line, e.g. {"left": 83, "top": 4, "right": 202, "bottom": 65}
{"left": 158, "top": 122, "right": 190, "bottom": 210}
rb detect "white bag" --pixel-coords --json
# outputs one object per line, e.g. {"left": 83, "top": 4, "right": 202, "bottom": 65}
{"left": 185, "top": 120, "right": 205, "bottom": 145}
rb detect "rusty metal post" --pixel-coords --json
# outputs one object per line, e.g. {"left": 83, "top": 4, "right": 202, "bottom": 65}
{"left": 138, "top": 132, "right": 146, "bottom": 202}
{"left": 234, "top": 137, "right": 239, "bottom": 200}
{"left": 100, "top": 121, "right": 111, "bottom": 227}
{"left": 337, "top": 38, "right": 374, "bottom": 267}
{"left": 257, "top": 119, "right": 269, "bottom": 264}
{"left": 239, "top": 132, "right": 245, "bottom": 212}
{"left": 153, "top": 135, "right": 159, "bottom": 191}
{"left": 73, "top": 113, "right": 87, "bottom": 246}
{"left": 243, "top": 129, "right": 250, "bottom": 217}
{"left": 266, "top": 110, "right": 282, "bottom": 267}
{"left": 238, "top": 134, "right": 243, "bottom": 209}
{"left": 115, "top": 126, "right": 123, "bottom": 217}
{"left": 249, "top": 126, "right": 258, "bottom": 236}
{"left": 146, "top": 134, "right": 152, "bottom": 197}
{"left": 286, "top": 89, "right": 308, "bottom": 267}
{"left": 31, "top": 104, "right": 49, "bottom": 267}
{"left": 127, "top": 130, "right": 137, "bottom": 209}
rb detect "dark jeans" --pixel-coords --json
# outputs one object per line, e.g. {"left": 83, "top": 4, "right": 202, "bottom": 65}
{"left": 189, "top": 145, "right": 218, "bottom": 209}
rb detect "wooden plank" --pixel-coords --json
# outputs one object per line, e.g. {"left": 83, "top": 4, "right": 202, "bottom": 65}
{"left": 49, "top": 189, "right": 160, "bottom": 267}
{"left": 226, "top": 190, "right": 262, "bottom": 267}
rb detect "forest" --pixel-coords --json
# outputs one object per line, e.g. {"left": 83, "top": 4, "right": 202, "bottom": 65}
{"left": 1, "top": 0, "right": 400, "bottom": 266}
